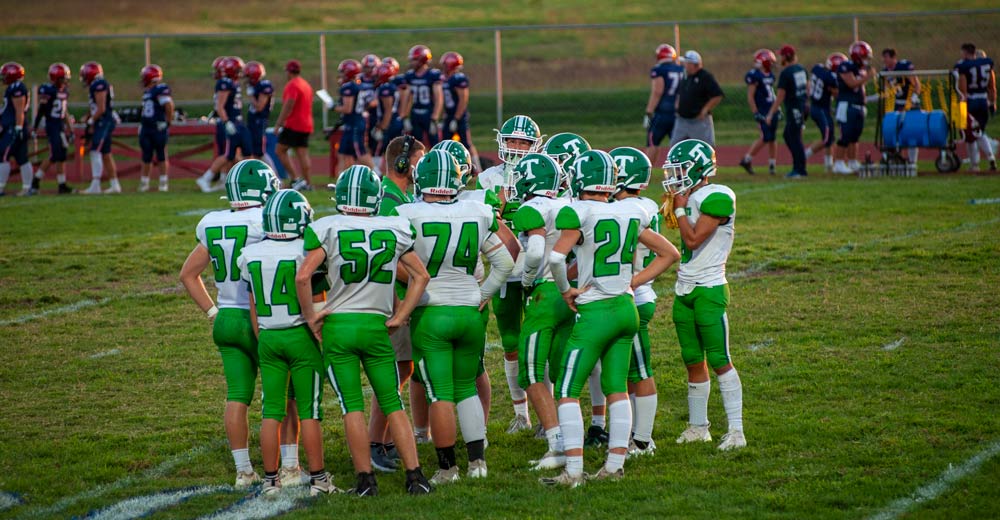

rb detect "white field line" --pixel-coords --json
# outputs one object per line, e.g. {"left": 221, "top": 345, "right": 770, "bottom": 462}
{"left": 196, "top": 487, "right": 310, "bottom": 520}
{"left": 746, "top": 338, "right": 775, "bottom": 352}
{"left": 969, "top": 197, "right": 1000, "bottom": 205}
{"left": 0, "top": 286, "right": 182, "bottom": 327}
{"left": 89, "top": 348, "right": 122, "bottom": 359}
{"left": 738, "top": 183, "right": 793, "bottom": 195}
{"left": 867, "top": 440, "right": 1000, "bottom": 520}
{"left": 0, "top": 492, "right": 23, "bottom": 511}
{"left": 881, "top": 337, "right": 907, "bottom": 351}
{"left": 85, "top": 485, "right": 230, "bottom": 520}
{"left": 22, "top": 440, "right": 224, "bottom": 519}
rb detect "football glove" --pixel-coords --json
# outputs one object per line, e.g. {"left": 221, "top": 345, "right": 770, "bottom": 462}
{"left": 156, "top": 121, "right": 169, "bottom": 132}
{"left": 753, "top": 113, "right": 766, "bottom": 123}
{"left": 448, "top": 119, "right": 458, "bottom": 133}
{"left": 225, "top": 120, "right": 237, "bottom": 136}
{"left": 402, "top": 117, "right": 413, "bottom": 133}
{"left": 371, "top": 127, "right": 384, "bottom": 142}
{"left": 643, "top": 113, "right": 652, "bottom": 130}
{"left": 659, "top": 192, "right": 680, "bottom": 230}
{"left": 429, "top": 119, "right": 441, "bottom": 135}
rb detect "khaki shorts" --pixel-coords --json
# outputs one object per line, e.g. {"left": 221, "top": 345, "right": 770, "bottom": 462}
{"left": 391, "top": 324, "right": 412, "bottom": 362}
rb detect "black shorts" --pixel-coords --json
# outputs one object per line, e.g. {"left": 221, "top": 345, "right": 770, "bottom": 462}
{"left": 278, "top": 127, "right": 310, "bottom": 148}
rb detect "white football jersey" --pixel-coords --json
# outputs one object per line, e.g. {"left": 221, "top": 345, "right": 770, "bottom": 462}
{"left": 195, "top": 207, "right": 265, "bottom": 309}
{"left": 515, "top": 196, "right": 570, "bottom": 284}
{"left": 305, "top": 215, "right": 415, "bottom": 317}
{"left": 236, "top": 239, "right": 307, "bottom": 330}
{"left": 676, "top": 184, "right": 736, "bottom": 294}
{"left": 394, "top": 199, "right": 498, "bottom": 307}
{"left": 614, "top": 196, "right": 662, "bottom": 305}
{"left": 556, "top": 200, "right": 651, "bottom": 306}
{"left": 476, "top": 164, "right": 509, "bottom": 192}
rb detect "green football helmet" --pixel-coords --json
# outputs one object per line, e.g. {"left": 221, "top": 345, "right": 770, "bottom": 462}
{"left": 569, "top": 150, "right": 618, "bottom": 197}
{"left": 334, "top": 165, "right": 383, "bottom": 214}
{"left": 263, "top": 189, "right": 314, "bottom": 240}
{"left": 431, "top": 140, "right": 473, "bottom": 185}
{"left": 543, "top": 132, "right": 591, "bottom": 167}
{"left": 495, "top": 115, "right": 543, "bottom": 165}
{"left": 225, "top": 158, "right": 280, "bottom": 208}
{"left": 512, "top": 153, "right": 562, "bottom": 201}
{"left": 414, "top": 149, "right": 463, "bottom": 196}
{"left": 609, "top": 146, "right": 652, "bottom": 192}
{"left": 662, "top": 139, "right": 717, "bottom": 194}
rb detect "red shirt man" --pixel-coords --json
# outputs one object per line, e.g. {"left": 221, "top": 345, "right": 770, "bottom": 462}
{"left": 275, "top": 60, "right": 315, "bottom": 189}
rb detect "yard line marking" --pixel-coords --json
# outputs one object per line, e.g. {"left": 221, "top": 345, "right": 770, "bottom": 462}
{"left": 0, "top": 492, "right": 23, "bottom": 511}
{"left": 197, "top": 487, "right": 310, "bottom": 520}
{"left": 84, "top": 485, "right": 230, "bottom": 520}
{"left": 969, "top": 197, "right": 1000, "bottom": 205}
{"left": 746, "top": 338, "right": 774, "bottom": 352}
{"left": 881, "top": 337, "right": 907, "bottom": 351}
{"left": 0, "top": 287, "right": 182, "bottom": 327}
{"left": 867, "top": 439, "right": 1000, "bottom": 520}
{"left": 89, "top": 349, "right": 122, "bottom": 359}
{"left": 739, "top": 183, "right": 793, "bottom": 195}
{"left": 22, "top": 440, "right": 224, "bottom": 519}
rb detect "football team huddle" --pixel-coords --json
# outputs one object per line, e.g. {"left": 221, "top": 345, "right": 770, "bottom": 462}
{"left": 178, "top": 116, "right": 743, "bottom": 497}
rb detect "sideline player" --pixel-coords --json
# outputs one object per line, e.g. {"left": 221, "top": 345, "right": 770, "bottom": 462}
{"left": 806, "top": 53, "right": 843, "bottom": 172}
{"left": 31, "top": 62, "right": 74, "bottom": 194}
{"left": 138, "top": 64, "right": 174, "bottom": 192}
{"left": 765, "top": 45, "right": 809, "bottom": 178}
{"left": 372, "top": 60, "right": 403, "bottom": 174}
{"left": 644, "top": 44, "right": 684, "bottom": 165}
{"left": 335, "top": 59, "right": 374, "bottom": 171}
{"left": 80, "top": 61, "right": 119, "bottom": 194}
{"left": 882, "top": 48, "right": 921, "bottom": 166}
{"left": 739, "top": 49, "right": 779, "bottom": 176}
{"left": 832, "top": 41, "right": 874, "bottom": 174}
{"left": 662, "top": 139, "right": 746, "bottom": 452}
{"left": 956, "top": 43, "right": 997, "bottom": 172}
{"left": 401, "top": 45, "right": 444, "bottom": 147}
{"left": 198, "top": 57, "right": 250, "bottom": 192}
{"left": 440, "top": 51, "right": 480, "bottom": 170}
{"left": 245, "top": 61, "right": 274, "bottom": 163}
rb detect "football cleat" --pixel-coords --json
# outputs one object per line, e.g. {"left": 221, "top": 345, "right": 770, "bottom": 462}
{"left": 832, "top": 162, "right": 854, "bottom": 175}
{"left": 676, "top": 425, "right": 712, "bottom": 444}
{"left": 370, "top": 445, "right": 399, "bottom": 473}
{"left": 103, "top": 181, "right": 122, "bottom": 194}
{"left": 533, "top": 423, "right": 546, "bottom": 439}
{"left": 309, "top": 473, "right": 342, "bottom": 496}
{"left": 429, "top": 466, "right": 461, "bottom": 485}
{"left": 539, "top": 470, "right": 584, "bottom": 488}
{"left": 467, "top": 459, "right": 488, "bottom": 479}
{"left": 627, "top": 439, "right": 657, "bottom": 458}
{"left": 586, "top": 466, "right": 624, "bottom": 481}
{"left": 405, "top": 468, "right": 433, "bottom": 495}
{"left": 261, "top": 478, "right": 281, "bottom": 496}
{"left": 584, "top": 425, "right": 609, "bottom": 448}
{"left": 81, "top": 182, "right": 102, "bottom": 195}
{"left": 158, "top": 180, "right": 169, "bottom": 192}
{"left": 415, "top": 430, "right": 432, "bottom": 444}
{"left": 768, "top": 164, "right": 776, "bottom": 176}
{"left": 234, "top": 470, "right": 261, "bottom": 489}
{"left": 506, "top": 414, "right": 532, "bottom": 434}
{"left": 138, "top": 178, "right": 150, "bottom": 192}
{"left": 718, "top": 430, "right": 747, "bottom": 451}
{"left": 278, "top": 466, "right": 310, "bottom": 487}
{"left": 529, "top": 450, "right": 566, "bottom": 471}
{"left": 349, "top": 472, "right": 379, "bottom": 497}
{"left": 848, "top": 160, "right": 862, "bottom": 172}
{"left": 738, "top": 158, "right": 754, "bottom": 175}
{"left": 58, "top": 184, "right": 74, "bottom": 194}
{"left": 383, "top": 444, "right": 401, "bottom": 464}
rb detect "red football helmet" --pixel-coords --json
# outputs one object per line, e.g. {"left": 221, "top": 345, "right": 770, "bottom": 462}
{"left": 48, "top": 62, "right": 70, "bottom": 84}
{"left": 79, "top": 61, "right": 103, "bottom": 84}
{"left": 375, "top": 62, "right": 396, "bottom": 86}
{"left": 826, "top": 52, "right": 848, "bottom": 70}
{"left": 408, "top": 45, "right": 432, "bottom": 68}
{"left": 440, "top": 51, "right": 463, "bottom": 75}
{"left": 212, "top": 56, "right": 226, "bottom": 79}
{"left": 220, "top": 57, "right": 244, "bottom": 80}
{"left": 245, "top": 61, "right": 266, "bottom": 84}
{"left": 338, "top": 59, "right": 362, "bottom": 84}
{"left": 140, "top": 64, "right": 163, "bottom": 87}
{"left": 361, "top": 54, "right": 381, "bottom": 75}
{"left": 849, "top": 41, "right": 873, "bottom": 65}
{"left": 656, "top": 44, "right": 677, "bottom": 62}
{"left": 383, "top": 57, "right": 400, "bottom": 76}
{"left": 754, "top": 49, "right": 776, "bottom": 73}
{"left": 1, "top": 62, "right": 24, "bottom": 85}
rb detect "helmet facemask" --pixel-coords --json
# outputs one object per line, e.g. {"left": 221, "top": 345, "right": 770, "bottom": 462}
{"left": 662, "top": 159, "right": 696, "bottom": 195}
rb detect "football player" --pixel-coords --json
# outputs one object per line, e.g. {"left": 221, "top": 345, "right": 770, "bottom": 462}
{"left": 956, "top": 43, "right": 997, "bottom": 172}
{"left": 31, "top": 63, "right": 73, "bottom": 194}
{"left": 79, "top": 61, "right": 119, "bottom": 194}
{"left": 644, "top": 44, "right": 684, "bottom": 165}
{"left": 372, "top": 60, "right": 403, "bottom": 174}
{"left": 360, "top": 54, "right": 381, "bottom": 164}
{"left": 197, "top": 57, "right": 251, "bottom": 192}
{"left": 297, "top": 166, "right": 434, "bottom": 496}
{"left": 765, "top": 45, "right": 809, "bottom": 178}
{"left": 236, "top": 189, "right": 340, "bottom": 497}
{"left": 440, "top": 51, "right": 480, "bottom": 171}
{"left": 180, "top": 159, "right": 293, "bottom": 488}
{"left": 882, "top": 48, "right": 921, "bottom": 167}
{"left": 543, "top": 132, "right": 591, "bottom": 198}
{"left": 833, "top": 41, "right": 874, "bottom": 175}
{"left": 401, "top": 45, "right": 444, "bottom": 147}
{"left": 335, "top": 59, "right": 374, "bottom": 171}
{"left": 245, "top": 61, "right": 274, "bottom": 163}
{"left": 0, "top": 62, "right": 33, "bottom": 197}
{"left": 739, "top": 49, "right": 779, "bottom": 176}
{"left": 805, "top": 53, "right": 843, "bottom": 172}
{"left": 392, "top": 150, "right": 516, "bottom": 484}
{"left": 196, "top": 57, "right": 229, "bottom": 191}
{"left": 663, "top": 139, "right": 746, "bottom": 452}
{"left": 138, "top": 64, "right": 174, "bottom": 192}
{"left": 608, "top": 146, "right": 663, "bottom": 457}
{"left": 540, "top": 150, "right": 679, "bottom": 486}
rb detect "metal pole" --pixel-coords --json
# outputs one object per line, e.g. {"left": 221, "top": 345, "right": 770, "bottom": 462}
{"left": 674, "top": 23, "right": 680, "bottom": 53}
{"left": 144, "top": 37, "right": 151, "bottom": 65}
{"left": 853, "top": 16, "right": 859, "bottom": 41}
{"left": 320, "top": 34, "right": 328, "bottom": 129}
{"left": 495, "top": 29, "right": 503, "bottom": 127}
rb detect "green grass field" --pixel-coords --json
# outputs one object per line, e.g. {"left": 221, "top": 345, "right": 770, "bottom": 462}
{"left": 1, "top": 170, "right": 999, "bottom": 519}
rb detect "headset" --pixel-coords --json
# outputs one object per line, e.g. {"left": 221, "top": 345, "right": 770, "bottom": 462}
{"left": 394, "top": 135, "right": 416, "bottom": 174}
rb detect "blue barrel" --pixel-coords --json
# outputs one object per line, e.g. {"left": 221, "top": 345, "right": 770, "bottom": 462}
{"left": 265, "top": 128, "right": 289, "bottom": 179}
{"left": 882, "top": 110, "right": 949, "bottom": 148}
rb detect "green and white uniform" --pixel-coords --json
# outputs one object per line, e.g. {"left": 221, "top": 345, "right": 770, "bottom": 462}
{"left": 378, "top": 177, "right": 416, "bottom": 363}
{"left": 196, "top": 208, "right": 264, "bottom": 405}
{"left": 237, "top": 238, "right": 323, "bottom": 421}
{"left": 304, "top": 214, "right": 415, "bottom": 415}
{"left": 673, "top": 184, "right": 736, "bottom": 369}
{"left": 615, "top": 196, "right": 662, "bottom": 383}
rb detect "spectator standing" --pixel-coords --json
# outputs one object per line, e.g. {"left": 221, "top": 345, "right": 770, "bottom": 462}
{"left": 671, "top": 51, "right": 724, "bottom": 147}
{"left": 274, "top": 60, "right": 315, "bottom": 190}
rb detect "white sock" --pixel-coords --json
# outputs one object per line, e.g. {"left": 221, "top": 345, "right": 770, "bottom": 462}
{"left": 140, "top": 175, "right": 150, "bottom": 184}
{"left": 607, "top": 400, "right": 631, "bottom": 451}
{"left": 825, "top": 154, "right": 833, "bottom": 167}
{"left": 557, "top": 402, "right": 584, "bottom": 477}
{"left": 588, "top": 364, "right": 605, "bottom": 408}
{"left": 978, "top": 134, "right": 996, "bottom": 161}
{"left": 908, "top": 147, "right": 919, "bottom": 164}
{"left": 591, "top": 414, "right": 605, "bottom": 429}
{"left": 504, "top": 359, "right": 526, "bottom": 411}
{"left": 605, "top": 452, "right": 627, "bottom": 473}
{"left": 0, "top": 162, "right": 10, "bottom": 191}
{"left": 688, "top": 380, "right": 710, "bottom": 427}
{"left": 970, "top": 142, "right": 980, "bottom": 167}
{"left": 90, "top": 151, "right": 103, "bottom": 180}
{"left": 57, "top": 173, "right": 66, "bottom": 184}
{"left": 200, "top": 168, "right": 214, "bottom": 181}
{"left": 231, "top": 448, "right": 253, "bottom": 474}
{"left": 743, "top": 154, "right": 752, "bottom": 163}
{"left": 34, "top": 168, "right": 43, "bottom": 179}
{"left": 513, "top": 401, "right": 529, "bottom": 420}
{"left": 280, "top": 444, "right": 299, "bottom": 469}
{"left": 545, "top": 426, "right": 564, "bottom": 453}
{"left": 632, "top": 394, "right": 658, "bottom": 443}
{"left": 109, "top": 178, "right": 121, "bottom": 189}
{"left": 457, "top": 396, "right": 486, "bottom": 443}
{"left": 718, "top": 369, "right": 744, "bottom": 432}
{"left": 804, "top": 148, "right": 814, "bottom": 159}
{"left": 20, "top": 163, "right": 33, "bottom": 189}
{"left": 159, "top": 174, "right": 169, "bottom": 184}
{"left": 834, "top": 160, "right": 846, "bottom": 169}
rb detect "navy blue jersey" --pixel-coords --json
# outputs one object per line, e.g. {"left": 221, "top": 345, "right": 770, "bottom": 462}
{"left": 141, "top": 83, "right": 173, "bottom": 126}
{"left": 339, "top": 80, "right": 364, "bottom": 127}
{"left": 36, "top": 83, "right": 69, "bottom": 126}
{"left": 650, "top": 62, "right": 684, "bottom": 114}
{"left": 358, "top": 74, "right": 378, "bottom": 118}
{"left": 745, "top": 69, "right": 776, "bottom": 113}
{"left": 955, "top": 57, "right": 995, "bottom": 106}
{"left": 809, "top": 64, "right": 836, "bottom": 111}
{"left": 443, "top": 73, "right": 469, "bottom": 116}
{"left": 403, "top": 68, "right": 442, "bottom": 114}
{"left": 247, "top": 79, "right": 274, "bottom": 119}
{"left": 1, "top": 81, "right": 28, "bottom": 128}
{"left": 214, "top": 78, "right": 242, "bottom": 122}
{"left": 884, "top": 59, "right": 916, "bottom": 109}
{"left": 778, "top": 63, "right": 808, "bottom": 113}
{"left": 88, "top": 78, "right": 114, "bottom": 123}
{"left": 836, "top": 61, "right": 866, "bottom": 105}
{"left": 376, "top": 81, "right": 400, "bottom": 121}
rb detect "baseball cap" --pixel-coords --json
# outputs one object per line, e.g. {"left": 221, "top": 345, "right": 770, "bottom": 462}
{"left": 285, "top": 59, "right": 301, "bottom": 73}
{"left": 681, "top": 50, "right": 702, "bottom": 65}
{"left": 779, "top": 45, "right": 796, "bottom": 58}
